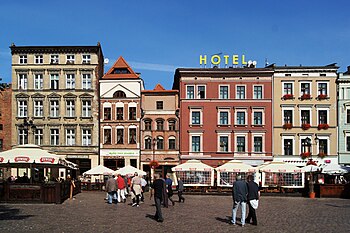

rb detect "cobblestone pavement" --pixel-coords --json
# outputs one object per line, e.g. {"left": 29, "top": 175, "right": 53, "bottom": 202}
{"left": 0, "top": 192, "right": 350, "bottom": 233}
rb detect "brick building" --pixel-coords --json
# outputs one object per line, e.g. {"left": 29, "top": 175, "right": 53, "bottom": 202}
{"left": 173, "top": 67, "right": 274, "bottom": 167}
{"left": 141, "top": 84, "right": 179, "bottom": 177}
{"left": 0, "top": 83, "right": 12, "bottom": 152}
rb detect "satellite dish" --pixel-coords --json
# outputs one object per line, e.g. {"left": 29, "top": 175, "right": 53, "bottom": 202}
{"left": 104, "top": 58, "right": 109, "bottom": 64}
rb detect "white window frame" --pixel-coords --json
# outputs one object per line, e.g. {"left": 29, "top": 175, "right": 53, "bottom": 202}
{"left": 236, "top": 85, "right": 246, "bottom": 99}
{"left": 33, "top": 100, "right": 43, "bottom": 117}
{"left": 219, "top": 85, "right": 229, "bottom": 99}
{"left": 217, "top": 133, "right": 231, "bottom": 152}
{"left": 190, "top": 108, "right": 203, "bottom": 125}
{"left": 168, "top": 136, "right": 176, "bottom": 150}
{"left": 218, "top": 109, "right": 230, "bottom": 125}
{"left": 34, "top": 128, "right": 43, "bottom": 145}
{"left": 18, "top": 128, "right": 28, "bottom": 145}
{"left": 253, "top": 85, "right": 263, "bottom": 99}
{"left": 197, "top": 85, "right": 206, "bottom": 99}
{"left": 34, "top": 54, "right": 43, "bottom": 64}
{"left": 50, "top": 128, "right": 60, "bottom": 146}
{"left": 82, "top": 100, "right": 92, "bottom": 117}
{"left": 316, "top": 107, "right": 329, "bottom": 125}
{"left": 299, "top": 107, "right": 312, "bottom": 125}
{"left": 252, "top": 109, "right": 264, "bottom": 126}
{"left": 235, "top": 108, "right": 247, "bottom": 125}
{"left": 317, "top": 136, "right": 330, "bottom": 155}
{"left": 18, "top": 100, "right": 28, "bottom": 117}
{"left": 66, "top": 129, "right": 76, "bottom": 146}
{"left": 66, "top": 100, "right": 75, "bottom": 117}
{"left": 50, "top": 73, "right": 59, "bottom": 90}
{"left": 50, "top": 100, "right": 59, "bottom": 117}
{"left": 34, "top": 73, "right": 43, "bottom": 90}
{"left": 299, "top": 135, "right": 313, "bottom": 155}
{"left": 189, "top": 133, "right": 203, "bottom": 153}
{"left": 317, "top": 81, "right": 329, "bottom": 96}
{"left": 82, "top": 73, "right": 92, "bottom": 89}
{"left": 282, "top": 82, "right": 294, "bottom": 95}
{"left": 50, "top": 54, "right": 59, "bottom": 64}
{"left": 82, "top": 54, "right": 91, "bottom": 64}
{"left": 128, "top": 126, "right": 137, "bottom": 144}
{"left": 186, "top": 85, "right": 195, "bottom": 99}
{"left": 66, "top": 54, "right": 75, "bottom": 64}
{"left": 282, "top": 135, "right": 295, "bottom": 156}
{"left": 82, "top": 129, "right": 92, "bottom": 146}
{"left": 282, "top": 106, "right": 294, "bottom": 125}
{"left": 19, "top": 55, "right": 27, "bottom": 64}
{"left": 235, "top": 133, "right": 247, "bottom": 154}
{"left": 252, "top": 133, "right": 264, "bottom": 153}
{"left": 18, "top": 73, "right": 28, "bottom": 90}
{"left": 299, "top": 81, "right": 312, "bottom": 96}
{"left": 66, "top": 73, "right": 75, "bottom": 89}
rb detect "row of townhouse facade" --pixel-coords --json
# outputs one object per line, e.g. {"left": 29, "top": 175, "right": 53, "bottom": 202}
{"left": 3, "top": 43, "right": 350, "bottom": 179}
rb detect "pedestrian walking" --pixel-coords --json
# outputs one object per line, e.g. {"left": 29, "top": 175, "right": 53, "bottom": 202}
{"left": 106, "top": 175, "right": 117, "bottom": 204}
{"left": 177, "top": 177, "right": 185, "bottom": 203}
{"left": 231, "top": 175, "right": 248, "bottom": 227}
{"left": 246, "top": 175, "right": 259, "bottom": 226}
{"left": 165, "top": 174, "right": 175, "bottom": 206}
{"left": 131, "top": 172, "right": 142, "bottom": 207}
{"left": 150, "top": 173, "right": 165, "bottom": 222}
{"left": 117, "top": 174, "right": 127, "bottom": 203}
{"left": 140, "top": 175, "right": 147, "bottom": 203}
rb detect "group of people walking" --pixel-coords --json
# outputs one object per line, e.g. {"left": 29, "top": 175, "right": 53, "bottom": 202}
{"left": 231, "top": 174, "right": 259, "bottom": 227}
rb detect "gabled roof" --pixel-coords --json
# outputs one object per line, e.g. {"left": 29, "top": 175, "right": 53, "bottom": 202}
{"left": 102, "top": 56, "right": 139, "bottom": 80}
{"left": 142, "top": 83, "right": 178, "bottom": 94}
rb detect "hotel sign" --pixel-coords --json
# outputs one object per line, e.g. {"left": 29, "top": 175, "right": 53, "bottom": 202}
{"left": 199, "top": 54, "right": 248, "bottom": 66}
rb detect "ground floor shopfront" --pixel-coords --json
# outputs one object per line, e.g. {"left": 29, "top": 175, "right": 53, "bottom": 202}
{"left": 100, "top": 149, "right": 140, "bottom": 170}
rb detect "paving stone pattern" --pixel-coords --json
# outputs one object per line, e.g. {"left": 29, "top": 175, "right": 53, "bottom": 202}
{"left": 0, "top": 192, "right": 350, "bottom": 233}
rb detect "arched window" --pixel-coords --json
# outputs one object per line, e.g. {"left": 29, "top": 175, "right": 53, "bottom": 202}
{"left": 156, "top": 119, "right": 164, "bottom": 131}
{"left": 156, "top": 136, "right": 164, "bottom": 150}
{"left": 144, "top": 137, "right": 152, "bottom": 149}
{"left": 144, "top": 119, "right": 152, "bottom": 131}
{"left": 168, "top": 136, "right": 176, "bottom": 150}
{"left": 168, "top": 119, "right": 176, "bottom": 131}
{"left": 113, "top": 91, "right": 126, "bottom": 98}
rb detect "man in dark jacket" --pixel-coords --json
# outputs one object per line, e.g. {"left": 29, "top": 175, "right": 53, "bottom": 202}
{"left": 177, "top": 177, "right": 185, "bottom": 203}
{"left": 106, "top": 175, "right": 117, "bottom": 204}
{"left": 231, "top": 175, "right": 248, "bottom": 227}
{"left": 151, "top": 173, "right": 165, "bottom": 222}
{"left": 246, "top": 175, "right": 259, "bottom": 226}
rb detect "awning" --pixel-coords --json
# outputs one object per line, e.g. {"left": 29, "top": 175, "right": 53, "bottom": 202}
{"left": 215, "top": 160, "right": 257, "bottom": 172}
{"left": 115, "top": 165, "right": 146, "bottom": 176}
{"left": 260, "top": 161, "right": 303, "bottom": 173}
{"left": 320, "top": 163, "right": 350, "bottom": 175}
{"left": 83, "top": 165, "right": 115, "bottom": 176}
{"left": 171, "top": 159, "right": 214, "bottom": 172}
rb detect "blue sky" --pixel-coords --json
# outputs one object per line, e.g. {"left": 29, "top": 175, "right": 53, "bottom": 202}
{"left": 1, "top": 0, "right": 350, "bottom": 89}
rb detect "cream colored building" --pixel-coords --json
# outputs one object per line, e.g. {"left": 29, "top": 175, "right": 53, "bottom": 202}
{"left": 10, "top": 44, "right": 104, "bottom": 178}
{"left": 272, "top": 64, "right": 338, "bottom": 166}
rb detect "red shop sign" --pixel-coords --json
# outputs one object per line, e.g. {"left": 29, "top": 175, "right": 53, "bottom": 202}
{"left": 40, "top": 157, "right": 55, "bottom": 163}
{"left": 14, "top": 156, "right": 30, "bottom": 162}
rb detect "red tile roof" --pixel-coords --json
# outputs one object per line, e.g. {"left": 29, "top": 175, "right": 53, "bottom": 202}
{"left": 102, "top": 56, "right": 139, "bottom": 79}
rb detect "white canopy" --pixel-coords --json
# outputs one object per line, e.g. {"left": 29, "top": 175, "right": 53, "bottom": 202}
{"left": 115, "top": 165, "right": 146, "bottom": 176}
{"left": 260, "top": 161, "right": 303, "bottom": 173}
{"left": 321, "top": 164, "right": 350, "bottom": 175}
{"left": 83, "top": 165, "right": 115, "bottom": 176}
{"left": 215, "top": 160, "right": 256, "bottom": 173}
{"left": 0, "top": 144, "right": 74, "bottom": 168}
{"left": 302, "top": 165, "right": 321, "bottom": 173}
{"left": 171, "top": 159, "right": 214, "bottom": 172}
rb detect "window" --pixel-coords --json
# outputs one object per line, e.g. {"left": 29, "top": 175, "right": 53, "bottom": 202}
{"left": 283, "top": 83, "right": 293, "bottom": 95}
{"left": 104, "top": 129, "right": 111, "bottom": 144}
{"left": 66, "top": 100, "right": 75, "bottom": 117}
{"left": 50, "top": 100, "right": 59, "bottom": 117}
{"left": 66, "top": 129, "right": 75, "bottom": 146}
{"left": 50, "top": 74, "right": 59, "bottom": 90}
{"left": 219, "top": 111, "right": 229, "bottom": 125}
{"left": 117, "top": 107, "right": 123, "bottom": 120}
{"left": 301, "top": 110, "right": 310, "bottom": 124}
{"left": 157, "top": 137, "right": 164, "bottom": 149}
{"left": 283, "top": 110, "right": 293, "bottom": 124}
{"left": 219, "top": 136, "right": 229, "bottom": 152}
{"left": 66, "top": 54, "right": 75, "bottom": 64}
{"left": 187, "top": 86, "right": 194, "bottom": 99}
{"left": 129, "top": 128, "right": 136, "bottom": 144}
{"left": 18, "top": 128, "right": 28, "bottom": 145}
{"left": 66, "top": 74, "right": 75, "bottom": 89}
{"left": 254, "top": 86, "right": 263, "bottom": 99}
{"left": 347, "top": 137, "right": 350, "bottom": 152}
{"left": 198, "top": 86, "right": 205, "bottom": 99}
{"left": 237, "top": 136, "right": 245, "bottom": 152}
{"left": 301, "top": 83, "right": 310, "bottom": 95}
{"left": 254, "top": 137, "right": 263, "bottom": 152}
{"left": 144, "top": 120, "right": 152, "bottom": 131}
{"left": 169, "top": 138, "right": 176, "bottom": 149}
{"left": 301, "top": 138, "right": 310, "bottom": 153}
{"left": 236, "top": 86, "right": 245, "bottom": 99}
{"left": 0, "top": 124, "right": 2, "bottom": 130}
{"left": 156, "top": 119, "right": 164, "bottom": 131}
{"left": 82, "top": 129, "right": 92, "bottom": 146}
{"left": 104, "top": 107, "right": 111, "bottom": 120}
{"left": 219, "top": 86, "right": 229, "bottom": 99}
{"left": 34, "top": 129, "right": 43, "bottom": 145}
{"left": 18, "top": 100, "right": 27, "bottom": 117}
{"left": 192, "top": 136, "right": 200, "bottom": 152}
{"left": 34, "top": 100, "right": 43, "bottom": 117}
{"left": 50, "top": 129, "right": 59, "bottom": 145}
{"left": 50, "top": 54, "right": 59, "bottom": 64}
{"left": 347, "top": 109, "right": 350, "bottom": 124}
{"left": 318, "top": 139, "right": 328, "bottom": 155}
{"left": 168, "top": 120, "right": 176, "bottom": 131}
{"left": 82, "top": 100, "right": 91, "bottom": 117}
{"left": 35, "top": 54, "right": 43, "bottom": 64}
{"left": 318, "top": 83, "right": 328, "bottom": 95}
{"left": 82, "top": 73, "right": 92, "bottom": 89}
{"left": 145, "top": 138, "right": 152, "bottom": 149}
{"left": 129, "top": 107, "right": 136, "bottom": 120}
{"left": 113, "top": 91, "right": 126, "bottom": 98}
{"left": 19, "top": 55, "right": 27, "bottom": 64}
{"left": 34, "top": 74, "right": 43, "bottom": 90}
{"left": 253, "top": 112, "right": 263, "bottom": 125}
{"left": 236, "top": 112, "right": 245, "bottom": 125}
{"left": 18, "top": 74, "right": 27, "bottom": 90}
{"left": 82, "top": 54, "right": 91, "bottom": 64}
{"left": 318, "top": 110, "right": 327, "bottom": 124}
{"left": 117, "top": 129, "right": 124, "bottom": 144}
{"left": 156, "top": 101, "right": 163, "bottom": 110}
{"left": 284, "top": 139, "right": 293, "bottom": 155}
{"left": 191, "top": 111, "right": 200, "bottom": 125}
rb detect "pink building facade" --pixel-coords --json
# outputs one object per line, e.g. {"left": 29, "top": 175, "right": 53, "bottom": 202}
{"left": 173, "top": 68, "right": 274, "bottom": 167}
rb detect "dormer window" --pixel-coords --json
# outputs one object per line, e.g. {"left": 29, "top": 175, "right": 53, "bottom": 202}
{"left": 66, "top": 54, "right": 75, "bottom": 64}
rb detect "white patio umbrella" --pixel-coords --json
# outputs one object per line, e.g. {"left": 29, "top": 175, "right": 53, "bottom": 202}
{"left": 302, "top": 165, "right": 321, "bottom": 173}
{"left": 115, "top": 165, "right": 146, "bottom": 176}
{"left": 321, "top": 164, "right": 350, "bottom": 175}
{"left": 83, "top": 165, "right": 115, "bottom": 176}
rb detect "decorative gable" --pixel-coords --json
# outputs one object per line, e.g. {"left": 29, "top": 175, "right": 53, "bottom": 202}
{"left": 102, "top": 56, "right": 139, "bottom": 80}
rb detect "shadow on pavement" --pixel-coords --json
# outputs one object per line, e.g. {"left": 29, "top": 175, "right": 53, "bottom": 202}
{"left": 145, "top": 214, "right": 157, "bottom": 222}
{"left": 215, "top": 216, "right": 233, "bottom": 224}
{"left": 0, "top": 205, "right": 33, "bottom": 220}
